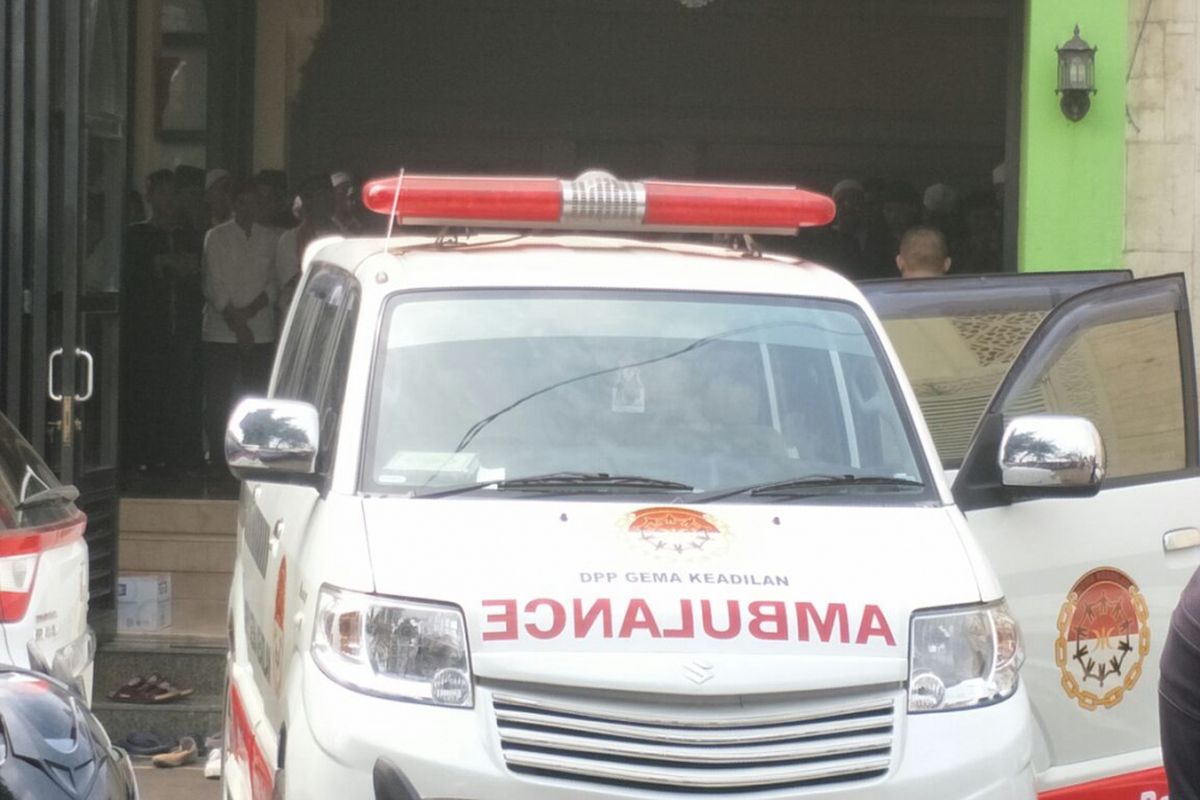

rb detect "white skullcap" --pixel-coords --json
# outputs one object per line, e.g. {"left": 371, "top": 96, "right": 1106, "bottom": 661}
{"left": 205, "top": 168, "right": 231, "bottom": 192}
{"left": 992, "top": 162, "right": 1006, "bottom": 185}
{"left": 330, "top": 171, "right": 353, "bottom": 189}
{"left": 831, "top": 179, "right": 864, "bottom": 200}
{"left": 923, "top": 183, "right": 957, "bottom": 214}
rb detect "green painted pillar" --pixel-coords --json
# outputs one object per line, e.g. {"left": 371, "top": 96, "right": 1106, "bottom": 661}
{"left": 1019, "top": 0, "right": 1126, "bottom": 272}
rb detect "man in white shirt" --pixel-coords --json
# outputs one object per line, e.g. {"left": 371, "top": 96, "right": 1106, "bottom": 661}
{"left": 202, "top": 179, "right": 280, "bottom": 468}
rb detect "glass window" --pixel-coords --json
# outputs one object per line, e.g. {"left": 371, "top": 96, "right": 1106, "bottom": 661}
{"left": 1000, "top": 312, "right": 1185, "bottom": 480}
{"left": 364, "top": 290, "right": 927, "bottom": 500}
{"left": 274, "top": 267, "right": 359, "bottom": 471}
{"left": 881, "top": 310, "right": 1047, "bottom": 467}
{"left": 276, "top": 269, "right": 349, "bottom": 405}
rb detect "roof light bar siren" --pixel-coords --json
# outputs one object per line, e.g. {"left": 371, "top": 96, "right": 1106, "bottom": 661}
{"left": 362, "top": 170, "right": 835, "bottom": 235}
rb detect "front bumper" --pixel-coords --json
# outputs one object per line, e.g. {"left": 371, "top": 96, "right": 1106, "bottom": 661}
{"left": 280, "top": 655, "right": 1035, "bottom": 800}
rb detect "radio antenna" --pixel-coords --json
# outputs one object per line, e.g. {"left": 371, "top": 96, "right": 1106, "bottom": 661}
{"left": 384, "top": 166, "right": 405, "bottom": 247}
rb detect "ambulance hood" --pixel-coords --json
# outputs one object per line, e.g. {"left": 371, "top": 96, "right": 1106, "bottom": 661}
{"left": 362, "top": 499, "right": 980, "bottom": 695}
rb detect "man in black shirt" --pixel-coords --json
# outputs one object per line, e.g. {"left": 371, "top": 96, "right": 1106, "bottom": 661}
{"left": 1161, "top": 566, "right": 1200, "bottom": 799}
{"left": 168, "top": 165, "right": 208, "bottom": 471}
{"left": 121, "top": 170, "right": 178, "bottom": 475}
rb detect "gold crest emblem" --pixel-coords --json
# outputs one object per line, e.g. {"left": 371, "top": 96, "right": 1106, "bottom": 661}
{"left": 620, "top": 507, "right": 730, "bottom": 561}
{"left": 1054, "top": 567, "right": 1150, "bottom": 711}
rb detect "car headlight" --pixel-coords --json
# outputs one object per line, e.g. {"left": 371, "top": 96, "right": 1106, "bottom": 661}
{"left": 312, "top": 585, "right": 473, "bottom": 708}
{"left": 908, "top": 600, "right": 1023, "bottom": 713}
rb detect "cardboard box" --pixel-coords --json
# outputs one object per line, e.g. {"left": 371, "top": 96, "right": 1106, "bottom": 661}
{"left": 116, "top": 573, "right": 172, "bottom": 633}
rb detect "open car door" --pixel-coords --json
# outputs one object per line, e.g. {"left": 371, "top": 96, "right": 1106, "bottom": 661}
{"left": 947, "top": 275, "right": 1199, "bottom": 799}
{"left": 860, "top": 272, "right": 1131, "bottom": 472}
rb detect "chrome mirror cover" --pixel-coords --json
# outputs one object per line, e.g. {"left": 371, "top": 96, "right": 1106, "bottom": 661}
{"left": 999, "top": 414, "right": 1105, "bottom": 491}
{"left": 224, "top": 398, "right": 320, "bottom": 478}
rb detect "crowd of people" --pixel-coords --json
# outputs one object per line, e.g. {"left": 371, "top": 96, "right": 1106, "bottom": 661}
{"left": 120, "top": 166, "right": 369, "bottom": 479}
{"left": 789, "top": 173, "right": 1005, "bottom": 281}
{"left": 118, "top": 164, "right": 1003, "bottom": 480}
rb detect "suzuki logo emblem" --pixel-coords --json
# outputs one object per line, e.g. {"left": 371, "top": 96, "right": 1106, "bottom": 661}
{"left": 683, "top": 660, "right": 714, "bottom": 685}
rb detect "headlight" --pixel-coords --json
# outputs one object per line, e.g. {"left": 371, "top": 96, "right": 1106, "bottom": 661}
{"left": 908, "top": 600, "right": 1023, "bottom": 713}
{"left": 312, "top": 585, "right": 473, "bottom": 708}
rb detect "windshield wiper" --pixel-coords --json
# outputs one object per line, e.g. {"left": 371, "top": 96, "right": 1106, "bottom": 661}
{"left": 411, "top": 472, "right": 693, "bottom": 499}
{"left": 693, "top": 474, "right": 923, "bottom": 503}
{"left": 16, "top": 485, "right": 80, "bottom": 510}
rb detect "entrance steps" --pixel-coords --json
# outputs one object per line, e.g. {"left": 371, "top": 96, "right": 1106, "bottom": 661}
{"left": 91, "top": 638, "right": 226, "bottom": 745}
{"left": 117, "top": 497, "right": 237, "bottom": 640}
{"left": 92, "top": 498, "right": 237, "bottom": 744}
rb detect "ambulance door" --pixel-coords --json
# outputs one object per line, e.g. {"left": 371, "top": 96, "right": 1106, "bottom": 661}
{"left": 240, "top": 265, "right": 360, "bottom": 728}
{"left": 951, "top": 275, "right": 1199, "bottom": 798}
{"left": 860, "top": 271, "right": 1131, "bottom": 474}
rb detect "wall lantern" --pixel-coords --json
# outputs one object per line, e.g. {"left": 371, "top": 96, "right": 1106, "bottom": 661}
{"left": 1056, "top": 25, "right": 1097, "bottom": 122}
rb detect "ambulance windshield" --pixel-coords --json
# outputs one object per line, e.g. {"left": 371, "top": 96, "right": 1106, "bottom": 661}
{"left": 364, "top": 289, "right": 928, "bottom": 500}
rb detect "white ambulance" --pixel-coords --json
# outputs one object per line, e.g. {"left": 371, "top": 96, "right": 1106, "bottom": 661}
{"left": 222, "top": 173, "right": 1195, "bottom": 800}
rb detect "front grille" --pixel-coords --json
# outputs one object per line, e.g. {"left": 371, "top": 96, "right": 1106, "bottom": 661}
{"left": 492, "top": 687, "right": 895, "bottom": 793}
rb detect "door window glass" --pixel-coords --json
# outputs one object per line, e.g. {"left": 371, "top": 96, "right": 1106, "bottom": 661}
{"left": 881, "top": 310, "right": 1046, "bottom": 466}
{"left": 1000, "top": 312, "right": 1185, "bottom": 479}
{"left": 273, "top": 266, "right": 359, "bottom": 473}
{"left": 275, "top": 267, "right": 350, "bottom": 407}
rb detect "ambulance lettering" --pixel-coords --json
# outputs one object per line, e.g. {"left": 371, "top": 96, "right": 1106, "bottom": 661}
{"left": 481, "top": 598, "right": 896, "bottom": 645}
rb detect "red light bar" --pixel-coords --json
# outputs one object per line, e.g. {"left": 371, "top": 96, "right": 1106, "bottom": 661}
{"left": 362, "top": 171, "right": 835, "bottom": 235}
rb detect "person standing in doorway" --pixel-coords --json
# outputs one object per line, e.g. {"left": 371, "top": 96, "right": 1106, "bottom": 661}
{"left": 121, "top": 169, "right": 178, "bottom": 478}
{"left": 201, "top": 179, "right": 279, "bottom": 470}
{"left": 275, "top": 174, "right": 337, "bottom": 323}
{"left": 167, "top": 165, "right": 208, "bottom": 472}
{"left": 254, "top": 169, "right": 296, "bottom": 231}
{"left": 895, "top": 226, "right": 952, "bottom": 279}
{"left": 205, "top": 168, "right": 234, "bottom": 229}
{"left": 864, "top": 181, "right": 922, "bottom": 279}
{"left": 330, "top": 171, "right": 364, "bottom": 235}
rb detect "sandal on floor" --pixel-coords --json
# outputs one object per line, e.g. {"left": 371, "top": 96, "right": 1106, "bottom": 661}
{"left": 138, "top": 675, "right": 192, "bottom": 704}
{"left": 107, "top": 676, "right": 148, "bottom": 703}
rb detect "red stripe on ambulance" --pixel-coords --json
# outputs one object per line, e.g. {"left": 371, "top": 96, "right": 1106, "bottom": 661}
{"left": 481, "top": 598, "right": 896, "bottom": 645}
{"left": 1038, "top": 767, "right": 1167, "bottom": 799}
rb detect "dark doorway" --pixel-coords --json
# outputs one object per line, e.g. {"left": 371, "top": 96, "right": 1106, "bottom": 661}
{"left": 292, "top": 0, "right": 1012, "bottom": 214}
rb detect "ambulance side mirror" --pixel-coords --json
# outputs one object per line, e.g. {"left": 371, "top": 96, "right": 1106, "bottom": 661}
{"left": 225, "top": 398, "right": 320, "bottom": 483}
{"left": 998, "top": 414, "right": 1105, "bottom": 497}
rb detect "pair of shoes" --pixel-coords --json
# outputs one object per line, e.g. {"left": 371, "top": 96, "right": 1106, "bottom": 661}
{"left": 204, "top": 747, "right": 221, "bottom": 779}
{"left": 152, "top": 736, "right": 198, "bottom": 768}
{"left": 106, "top": 674, "right": 194, "bottom": 704}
